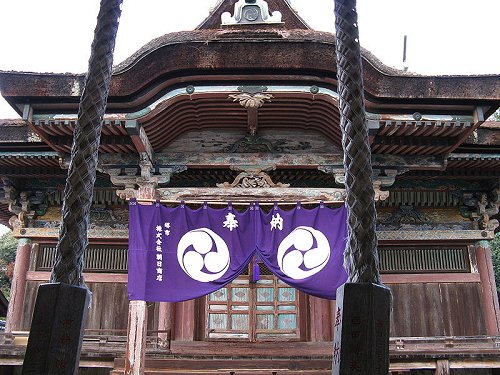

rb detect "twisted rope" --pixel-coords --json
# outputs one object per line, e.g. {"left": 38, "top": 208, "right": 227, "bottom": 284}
{"left": 334, "top": 0, "right": 381, "bottom": 283}
{"left": 50, "top": 0, "right": 123, "bottom": 285}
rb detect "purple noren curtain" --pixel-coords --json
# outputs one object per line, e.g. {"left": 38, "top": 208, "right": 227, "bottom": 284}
{"left": 128, "top": 200, "right": 348, "bottom": 302}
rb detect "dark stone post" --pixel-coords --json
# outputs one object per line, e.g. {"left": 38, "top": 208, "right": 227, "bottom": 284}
{"left": 22, "top": 0, "right": 122, "bottom": 373}
{"left": 332, "top": 0, "right": 391, "bottom": 373}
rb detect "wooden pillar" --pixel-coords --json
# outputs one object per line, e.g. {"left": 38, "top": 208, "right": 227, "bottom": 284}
{"left": 125, "top": 300, "right": 148, "bottom": 374}
{"left": 309, "top": 296, "right": 333, "bottom": 341}
{"left": 157, "top": 302, "right": 174, "bottom": 347}
{"left": 5, "top": 238, "right": 31, "bottom": 333}
{"left": 174, "top": 300, "right": 197, "bottom": 341}
{"left": 125, "top": 184, "right": 156, "bottom": 374}
{"left": 475, "top": 240, "right": 500, "bottom": 335}
{"left": 435, "top": 359, "right": 450, "bottom": 375}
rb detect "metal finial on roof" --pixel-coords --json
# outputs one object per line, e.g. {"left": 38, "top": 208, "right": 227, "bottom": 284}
{"left": 222, "top": 0, "right": 282, "bottom": 26}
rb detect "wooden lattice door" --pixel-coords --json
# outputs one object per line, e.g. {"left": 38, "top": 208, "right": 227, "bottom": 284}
{"left": 205, "top": 262, "right": 303, "bottom": 341}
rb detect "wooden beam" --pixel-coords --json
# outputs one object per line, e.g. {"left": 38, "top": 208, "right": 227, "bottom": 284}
{"left": 52, "top": 135, "right": 133, "bottom": 146}
{"left": 125, "top": 120, "right": 154, "bottom": 164}
{"left": 445, "top": 106, "right": 485, "bottom": 154}
{"left": 381, "top": 273, "right": 481, "bottom": 284}
{"left": 22, "top": 104, "right": 60, "bottom": 152}
{"left": 100, "top": 152, "right": 445, "bottom": 171}
{"left": 374, "top": 135, "right": 455, "bottom": 148}
{"left": 119, "top": 186, "right": 347, "bottom": 203}
{"left": 27, "top": 271, "right": 127, "bottom": 283}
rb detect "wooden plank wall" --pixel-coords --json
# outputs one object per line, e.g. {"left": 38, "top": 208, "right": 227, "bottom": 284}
{"left": 21, "top": 281, "right": 133, "bottom": 332}
{"left": 21, "top": 279, "right": 487, "bottom": 340}
{"left": 389, "top": 282, "right": 486, "bottom": 337}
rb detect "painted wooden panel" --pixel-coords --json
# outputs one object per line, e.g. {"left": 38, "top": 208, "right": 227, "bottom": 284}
{"left": 209, "top": 313, "right": 227, "bottom": 330}
{"left": 278, "top": 313, "right": 297, "bottom": 329}
{"left": 209, "top": 288, "right": 227, "bottom": 302}
{"left": 256, "top": 314, "right": 274, "bottom": 330}
{"left": 278, "top": 287, "right": 295, "bottom": 302}
{"left": 389, "top": 282, "right": 486, "bottom": 337}
{"left": 231, "top": 287, "right": 249, "bottom": 302}
{"left": 231, "top": 314, "right": 249, "bottom": 330}
{"left": 256, "top": 287, "right": 274, "bottom": 302}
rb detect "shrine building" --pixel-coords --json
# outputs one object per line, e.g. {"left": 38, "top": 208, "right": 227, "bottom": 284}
{"left": 0, "top": 0, "right": 499, "bottom": 374}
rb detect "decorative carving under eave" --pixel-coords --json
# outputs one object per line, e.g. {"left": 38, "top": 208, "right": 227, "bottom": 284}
{"left": 221, "top": 0, "right": 282, "bottom": 26}
{"left": 8, "top": 190, "right": 48, "bottom": 228}
{"left": 217, "top": 171, "right": 290, "bottom": 188}
{"left": 374, "top": 188, "right": 390, "bottom": 202}
{"left": 104, "top": 164, "right": 187, "bottom": 189}
{"left": 229, "top": 92, "right": 273, "bottom": 109}
{"left": 226, "top": 135, "right": 312, "bottom": 153}
{"left": 380, "top": 205, "right": 429, "bottom": 227}
{"left": 0, "top": 178, "right": 17, "bottom": 205}
{"left": 460, "top": 188, "right": 499, "bottom": 231}
{"left": 319, "top": 167, "right": 399, "bottom": 201}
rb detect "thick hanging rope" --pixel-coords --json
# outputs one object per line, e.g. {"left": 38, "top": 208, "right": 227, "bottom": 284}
{"left": 334, "top": 0, "right": 381, "bottom": 283}
{"left": 51, "top": 0, "right": 123, "bottom": 285}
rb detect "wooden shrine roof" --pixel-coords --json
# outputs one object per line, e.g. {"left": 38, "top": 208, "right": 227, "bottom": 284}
{"left": 0, "top": 0, "right": 498, "bottom": 161}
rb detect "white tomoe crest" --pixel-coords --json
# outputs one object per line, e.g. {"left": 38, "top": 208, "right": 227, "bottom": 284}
{"left": 277, "top": 226, "right": 330, "bottom": 280}
{"left": 177, "top": 228, "right": 230, "bottom": 283}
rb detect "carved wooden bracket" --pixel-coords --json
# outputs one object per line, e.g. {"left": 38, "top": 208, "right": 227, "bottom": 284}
{"left": 229, "top": 91, "right": 273, "bottom": 136}
{"left": 461, "top": 188, "right": 499, "bottom": 231}
{"left": 7, "top": 189, "right": 48, "bottom": 228}
{"left": 229, "top": 92, "right": 273, "bottom": 109}
{"left": 319, "top": 166, "right": 400, "bottom": 202}
{"left": 103, "top": 164, "right": 186, "bottom": 189}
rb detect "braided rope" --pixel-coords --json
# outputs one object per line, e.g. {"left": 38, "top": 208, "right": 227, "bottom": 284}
{"left": 334, "top": 0, "right": 381, "bottom": 284}
{"left": 50, "top": 0, "right": 123, "bottom": 285}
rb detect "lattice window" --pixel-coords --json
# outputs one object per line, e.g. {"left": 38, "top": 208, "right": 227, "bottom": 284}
{"left": 379, "top": 247, "right": 470, "bottom": 273}
{"left": 206, "top": 263, "right": 300, "bottom": 341}
{"left": 36, "top": 244, "right": 128, "bottom": 273}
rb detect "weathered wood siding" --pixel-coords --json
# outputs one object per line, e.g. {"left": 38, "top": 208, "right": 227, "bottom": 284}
{"left": 389, "top": 282, "right": 486, "bottom": 337}
{"left": 21, "top": 281, "right": 132, "bottom": 332}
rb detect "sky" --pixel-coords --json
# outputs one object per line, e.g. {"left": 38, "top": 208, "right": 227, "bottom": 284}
{"left": 0, "top": 0, "right": 499, "bottom": 234}
{"left": 0, "top": 0, "right": 499, "bottom": 120}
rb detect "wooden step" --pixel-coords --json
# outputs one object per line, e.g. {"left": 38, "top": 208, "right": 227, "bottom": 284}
{"left": 111, "top": 370, "right": 331, "bottom": 375}
{"left": 111, "top": 357, "right": 332, "bottom": 374}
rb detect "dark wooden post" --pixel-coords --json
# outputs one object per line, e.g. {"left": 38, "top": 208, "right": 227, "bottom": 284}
{"left": 332, "top": 0, "right": 391, "bottom": 374}
{"left": 475, "top": 240, "right": 500, "bottom": 335}
{"left": 22, "top": 0, "right": 122, "bottom": 373}
{"left": 5, "top": 238, "right": 31, "bottom": 333}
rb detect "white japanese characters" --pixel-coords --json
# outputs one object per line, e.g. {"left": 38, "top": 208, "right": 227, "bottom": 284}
{"left": 154, "top": 222, "right": 171, "bottom": 282}
{"left": 155, "top": 225, "right": 163, "bottom": 282}
{"left": 270, "top": 213, "right": 284, "bottom": 231}
{"left": 223, "top": 212, "right": 239, "bottom": 231}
